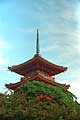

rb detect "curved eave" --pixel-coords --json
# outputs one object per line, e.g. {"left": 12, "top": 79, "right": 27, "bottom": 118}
{"left": 5, "top": 71, "right": 70, "bottom": 90}
{"left": 8, "top": 55, "right": 67, "bottom": 76}
{"left": 5, "top": 79, "right": 70, "bottom": 90}
{"left": 8, "top": 67, "right": 67, "bottom": 77}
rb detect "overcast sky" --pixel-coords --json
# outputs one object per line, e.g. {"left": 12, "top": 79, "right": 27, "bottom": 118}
{"left": 0, "top": 0, "right": 80, "bottom": 103}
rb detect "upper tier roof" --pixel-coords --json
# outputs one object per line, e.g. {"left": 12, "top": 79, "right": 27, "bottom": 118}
{"left": 8, "top": 55, "right": 67, "bottom": 76}
{"left": 8, "top": 29, "right": 67, "bottom": 76}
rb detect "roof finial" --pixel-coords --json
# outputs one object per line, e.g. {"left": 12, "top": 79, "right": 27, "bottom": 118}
{"left": 36, "top": 29, "right": 40, "bottom": 55}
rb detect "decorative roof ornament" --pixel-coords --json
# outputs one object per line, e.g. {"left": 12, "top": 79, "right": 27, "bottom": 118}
{"left": 36, "top": 29, "right": 40, "bottom": 55}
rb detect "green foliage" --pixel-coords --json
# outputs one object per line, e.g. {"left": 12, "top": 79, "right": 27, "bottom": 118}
{"left": 20, "top": 80, "right": 77, "bottom": 105}
{"left": 0, "top": 81, "right": 80, "bottom": 120}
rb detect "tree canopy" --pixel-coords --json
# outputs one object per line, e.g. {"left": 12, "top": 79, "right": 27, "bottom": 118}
{"left": 0, "top": 80, "right": 80, "bottom": 120}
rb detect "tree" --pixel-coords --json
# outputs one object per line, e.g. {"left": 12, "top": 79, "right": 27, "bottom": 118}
{"left": 0, "top": 80, "right": 80, "bottom": 120}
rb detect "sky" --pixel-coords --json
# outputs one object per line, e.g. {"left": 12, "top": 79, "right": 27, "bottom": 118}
{"left": 0, "top": 0, "right": 80, "bottom": 102}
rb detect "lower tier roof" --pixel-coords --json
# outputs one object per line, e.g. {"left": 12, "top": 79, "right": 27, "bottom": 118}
{"left": 5, "top": 71, "right": 70, "bottom": 90}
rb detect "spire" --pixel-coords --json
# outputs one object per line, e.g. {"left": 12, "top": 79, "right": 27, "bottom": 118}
{"left": 36, "top": 29, "right": 40, "bottom": 55}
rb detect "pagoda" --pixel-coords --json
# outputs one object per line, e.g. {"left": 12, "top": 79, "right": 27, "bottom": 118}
{"left": 6, "top": 29, "right": 70, "bottom": 91}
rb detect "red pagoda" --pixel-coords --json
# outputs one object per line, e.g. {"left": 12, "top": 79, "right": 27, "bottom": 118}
{"left": 6, "top": 29, "right": 70, "bottom": 91}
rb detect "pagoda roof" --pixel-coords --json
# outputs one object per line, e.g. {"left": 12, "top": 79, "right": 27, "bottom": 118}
{"left": 5, "top": 71, "right": 70, "bottom": 90}
{"left": 8, "top": 55, "right": 67, "bottom": 76}
{"left": 8, "top": 29, "right": 67, "bottom": 76}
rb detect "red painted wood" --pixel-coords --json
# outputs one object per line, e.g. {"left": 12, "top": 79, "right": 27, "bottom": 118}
{"left": 8, "top": 55, "right": 67, "bottom": 76}
{"left": 6, "top": 71, "right": 70, "bottom": 90}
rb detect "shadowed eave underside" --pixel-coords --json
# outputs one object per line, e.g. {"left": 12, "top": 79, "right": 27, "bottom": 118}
{"left": 8, "top": 55, "right": 67, "bottom": 76}
{"left": 5, "top": 71, "right": 70, "bottom": 90}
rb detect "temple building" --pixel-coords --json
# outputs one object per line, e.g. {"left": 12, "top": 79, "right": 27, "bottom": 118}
{"left": 6, "top": 29, "right": 70, "bottom": 91}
